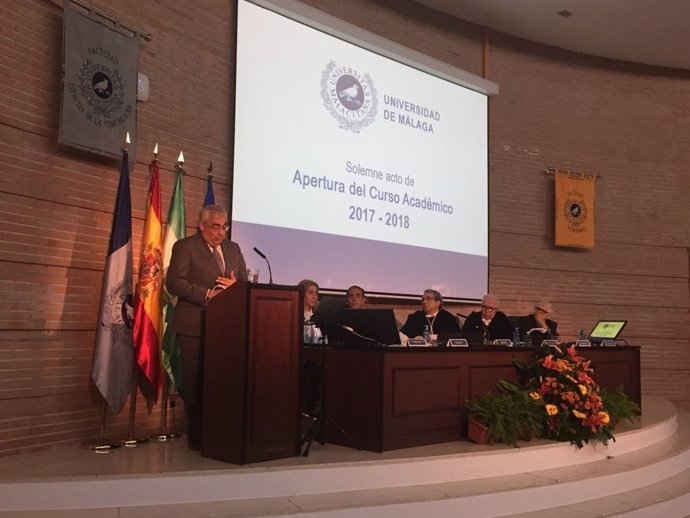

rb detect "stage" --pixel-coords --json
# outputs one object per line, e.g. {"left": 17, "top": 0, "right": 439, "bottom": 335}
{"left": 0, "top": 396, "right": 689, "bottom": 517}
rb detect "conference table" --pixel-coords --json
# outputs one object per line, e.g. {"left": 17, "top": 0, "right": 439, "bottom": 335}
{"left": 303, "top": 344, "right": 641, "bottom": 453}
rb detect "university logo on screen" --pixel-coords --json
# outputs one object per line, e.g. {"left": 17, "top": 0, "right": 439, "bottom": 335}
{"left": 321, "top": 61, "right": 377, "bottom": 133}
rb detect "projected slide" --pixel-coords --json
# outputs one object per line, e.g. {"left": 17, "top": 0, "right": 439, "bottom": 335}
{"left": 232, "top": 0, "right": 488, "bottom": 300}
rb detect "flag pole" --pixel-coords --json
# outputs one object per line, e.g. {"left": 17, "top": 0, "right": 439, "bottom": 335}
{"left": 89, "top": 398, "right": 123, "bottom": 452}
{"left": 124, "top": 366, "right": 149, "bottom": 446}
{"left": 154, "top": 376, "right": 171, "bottom": 440}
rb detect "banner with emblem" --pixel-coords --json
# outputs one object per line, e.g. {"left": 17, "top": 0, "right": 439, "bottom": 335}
{"left": 555, "top": 172, "right": 595, "bottom": 248}
{"left": 59, "top": 2, "right": 138, "bottom": 158}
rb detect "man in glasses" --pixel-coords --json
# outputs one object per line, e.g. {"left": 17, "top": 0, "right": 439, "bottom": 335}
{"left": 166, "top": 204, "right": 247, "bottom": 450}
{"left": 462, "top": 293, "right": 512, "bottom": 344}
{"left": 400, "top": 289, "right": 460, "bottom": 342}
{"left": 518, "top": 301, "right": 558, "bottom": 345}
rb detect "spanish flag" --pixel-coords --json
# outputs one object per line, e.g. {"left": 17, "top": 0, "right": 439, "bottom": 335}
{"left": 555, "top": 172, "right": 595, "bottom": 249}
{"left": 133, "top": 160, "right": 163, "bottom": 401}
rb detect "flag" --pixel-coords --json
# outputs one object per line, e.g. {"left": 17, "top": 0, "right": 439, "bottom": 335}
{"left": 555, "top": 172, "right": 595, "bottom": 248}
{"left": 133, "top": 160, "right": 164, "bottom": 401}
{"left": 91, "top": 150, "right": 134, "bottom": 414}
{"left": 204, "top": 174, "right": 215, "bottom": 206}
{"left": 162, "top": 166, "right": 186, "bottom": 392}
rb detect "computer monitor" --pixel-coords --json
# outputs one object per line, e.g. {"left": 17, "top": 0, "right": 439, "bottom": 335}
{"left": 588, "top": 320, "right": 627, "bottom": 342}
{"left": 311, "top": 296, "right": 346, "bottom": 325}
{"left": 327, "top": 308, "right": 401, "bottom": 346}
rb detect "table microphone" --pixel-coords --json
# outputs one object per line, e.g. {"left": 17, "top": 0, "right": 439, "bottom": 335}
{"left": 252, "top": 247, "right": 273, "bottom": 284}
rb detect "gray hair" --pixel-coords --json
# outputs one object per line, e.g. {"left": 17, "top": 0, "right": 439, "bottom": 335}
{"left": 198, "top": 204, "right": 227, "bottom": 223}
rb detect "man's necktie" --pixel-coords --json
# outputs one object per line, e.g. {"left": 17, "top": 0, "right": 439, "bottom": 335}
{"left": 213, "top": 246, "right": 225, "bottom": 275}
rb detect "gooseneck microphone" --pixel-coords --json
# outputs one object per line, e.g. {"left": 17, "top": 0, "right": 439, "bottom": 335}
{"left": 253, "top": 247, "right": 273, "bottom": 284}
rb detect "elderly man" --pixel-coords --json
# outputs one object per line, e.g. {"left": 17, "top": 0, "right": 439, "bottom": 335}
{"left": 462, "top": 293, "right": 513, "bottom": 344}
{"left": 518, "top": 301, "right": 558, "bottom": 343}
{"left": 166, "top": 204, "right": 247, "bottom": 450}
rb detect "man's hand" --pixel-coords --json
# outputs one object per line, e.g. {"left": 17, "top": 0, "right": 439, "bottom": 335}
{"left": 208, "top": 271, "right": 238, "bottom": 300}
{"left": 215, "top": 270, "right": 237, "bottom": 289}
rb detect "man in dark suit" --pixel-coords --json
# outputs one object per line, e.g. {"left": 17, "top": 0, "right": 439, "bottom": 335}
{"left": 166, "top": 204, "right": 247, "bottom": 450}
{"left": 462, "top": 293, "right": 513, "bottom": 344}
{"left": 518, "top": 301, "right": 558, "bottom": 344}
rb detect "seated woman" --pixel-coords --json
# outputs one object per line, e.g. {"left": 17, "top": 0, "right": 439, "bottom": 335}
{"left": 298, "top": 278, "right": 323, "bottom": 344}
{"left": 462, "top": 293, "right": 513, "bottom": 344}
{"left": 518, "top": 301, "right": 558, "bottom": 344}
{"left": 400, "top": 289, "right": 460, "bottom": 342}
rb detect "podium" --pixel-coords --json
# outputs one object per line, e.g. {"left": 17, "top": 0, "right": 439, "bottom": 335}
{"left": 201, "top": 281, "right": 302, "bottom": 464}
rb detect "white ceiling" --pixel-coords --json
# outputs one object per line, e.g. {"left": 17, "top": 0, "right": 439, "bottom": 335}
{"left": 414, "top": 0, "right": 690, "bottom": 70}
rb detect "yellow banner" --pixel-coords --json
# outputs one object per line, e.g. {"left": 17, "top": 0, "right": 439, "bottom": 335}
{"left": 555, "top": 173, "right": 595, "bottom": 248}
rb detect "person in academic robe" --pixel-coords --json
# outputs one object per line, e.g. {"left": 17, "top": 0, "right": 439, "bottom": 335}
{"left": 400, "top": 289, "right": 460, "bottom": 341}
{"left": 166, "top": 204, "right": 247, "bottom": 450}
{"left": 462, "top": 293, "right": 513, "bottom": 344}
{"left": 518, "top": 301, "right": 558, "bottom": 344}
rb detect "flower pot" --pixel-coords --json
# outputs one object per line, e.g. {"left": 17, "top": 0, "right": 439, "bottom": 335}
{"left": 467, "top": 417, "right": 492, "bottom": 444}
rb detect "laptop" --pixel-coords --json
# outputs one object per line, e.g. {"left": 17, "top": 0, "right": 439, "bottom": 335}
{"left": 588, "top": 320, "right": 627, "bottom": 344}
{"left": 326, "top": 308, "right": 401, "bottom": 346}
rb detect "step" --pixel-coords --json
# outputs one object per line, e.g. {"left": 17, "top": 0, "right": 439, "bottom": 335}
{"left": 0, "top": 396, "right": 686, "bottom": 517}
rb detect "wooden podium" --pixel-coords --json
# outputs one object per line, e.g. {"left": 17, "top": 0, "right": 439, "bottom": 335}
{"left": 201, "top": 281, "right": 302, "bottom": 464}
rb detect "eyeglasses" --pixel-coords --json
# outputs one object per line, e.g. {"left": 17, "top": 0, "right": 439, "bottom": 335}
{"left": 481, "top": 305, "right": 498, "bottom": 311}
{"left": 205, "top": 223, "right": 230, "bottom": 232}
{"left": 535, "top": 307, "right": 549, "bottom": 315}
{"left": 421, "top": 296, "right": 438, "bottom": 301}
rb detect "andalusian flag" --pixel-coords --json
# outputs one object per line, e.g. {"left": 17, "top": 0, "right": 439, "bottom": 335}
{"left": 92, "top": 150, "right": 134, "bottom": 414}
{"left": 162, "top": 166, "right": 186, "bottom": 392}
{"left": 204, "top": 174, "right": 215, "bottom": 206}
{"left": 133, "top": 160, "right": 163, "bottom": 401}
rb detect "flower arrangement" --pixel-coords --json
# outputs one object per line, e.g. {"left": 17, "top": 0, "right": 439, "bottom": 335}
{"left": 518, "top": 343, "right": 617, "bottom": 448}
{"left": 465, "top": 343, "right": 641, "bottom": 448}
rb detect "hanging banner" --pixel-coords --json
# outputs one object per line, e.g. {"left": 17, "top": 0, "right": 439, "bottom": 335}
{"left": 555, "top": 173, "right": 595, "bottom": 248}
{"left": 59, "top": 2, "right": 138, "bottom": 158}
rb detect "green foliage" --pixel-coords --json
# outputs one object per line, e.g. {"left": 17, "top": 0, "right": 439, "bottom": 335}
{"left": 601, "top": 385, "right": 641, "bottom": 427}
{"left": 466, "top": 380, "right": 543, "bottom": 447}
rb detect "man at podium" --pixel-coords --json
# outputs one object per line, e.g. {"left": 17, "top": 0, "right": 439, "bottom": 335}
{"left": 166, "top": 204, "right": 247, "bottom": 450}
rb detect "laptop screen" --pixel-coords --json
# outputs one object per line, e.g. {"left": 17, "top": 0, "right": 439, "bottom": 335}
{"left": 328, "top": 308, "right": 401, "bottom": 346}
{"left": 589, "top": 320, "right": 627, "bottom": 340}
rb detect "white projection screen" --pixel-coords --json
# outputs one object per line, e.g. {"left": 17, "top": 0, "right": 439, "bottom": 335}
{"left": 232, "top": 0, "right": 497, "bottom": 301}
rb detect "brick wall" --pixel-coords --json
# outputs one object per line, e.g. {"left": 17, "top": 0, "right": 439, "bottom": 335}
{"left": 0, "top": 0, "right": 687, "bottom": 455}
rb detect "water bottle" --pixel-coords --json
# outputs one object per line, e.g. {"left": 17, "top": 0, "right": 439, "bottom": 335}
{"left": 578, "top": 329, "right": 586, "bottom": 341}
{"left": 512, "top": 327, "right": 521, "bottom": 346}
{"left": 423, "top": 325, "right": 430, "bottom": 343}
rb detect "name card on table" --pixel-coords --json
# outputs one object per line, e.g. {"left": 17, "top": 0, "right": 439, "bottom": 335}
{"left": 494, "top": 339, "right": 513, "bottom": 347}
{"left": 577, "top": 340, "right": 591, "bottom": 347}
{"left": 602, "top": 339, "right": 616, "bottom": 347}
{"left": 447, "top": 338, "right": 468, "bottom": 347}
{"left": 407, "top": 338, "right": 428, "bottom": 347}
{"left": 541, "top": 340, "right": 559, "bottom": 348}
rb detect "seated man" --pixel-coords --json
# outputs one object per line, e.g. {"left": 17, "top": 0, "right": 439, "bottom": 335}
{"left": 518, "top": 301, "right": 558, "bottom": 344}
{"left": 400, "top": 289, "right": 460, "bottom": 341}
{"left": 462, "top": 293, "right": 512, "bottom": 344}
{"left": 346, "top": 285, "right": 366, "bottom": 309}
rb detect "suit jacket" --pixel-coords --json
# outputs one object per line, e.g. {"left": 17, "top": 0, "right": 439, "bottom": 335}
{"left": 462, "top": 310, "right": 513, "bottom": 341}
{"left": 166, "top": 232, "right": 247, "bottom": 337}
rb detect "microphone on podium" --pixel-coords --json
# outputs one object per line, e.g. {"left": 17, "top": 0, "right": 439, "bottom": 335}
{"left": 252, "top": 247, "right": 273, "bottom": 284}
